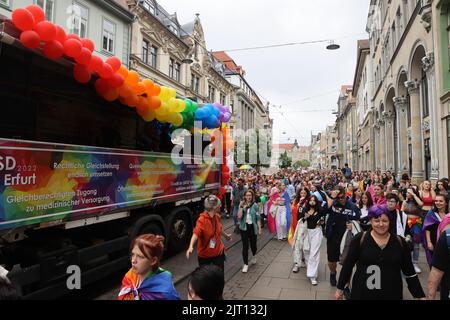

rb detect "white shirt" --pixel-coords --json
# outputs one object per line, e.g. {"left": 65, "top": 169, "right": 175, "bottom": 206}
{"left": 360, "top": 206, "right": 369, "bottom": 219}
{"left": 245, "top": 207, "right": 253, "bottom": 225}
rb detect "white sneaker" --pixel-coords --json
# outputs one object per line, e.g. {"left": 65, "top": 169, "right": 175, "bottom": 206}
{"left": 414, "top": 264, "right": 422, "bottom": 274}
{"left": 310, "top": 278, "right": 318, "bottom": 286}
{"left": 292, "top": 264, "right": 299, "bottom": 273}
{"left": 242, "top": 264, "right": 248, "bottom": 273}
{"left": 250, "top": 256, "right": 257, "bottom": 265}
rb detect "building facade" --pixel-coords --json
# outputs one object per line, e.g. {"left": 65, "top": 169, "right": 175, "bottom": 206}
{"left": 0, "top": 0, "right": 134, "bottom": 66}
{"left": 353, "top": 39, "right": 375, "bottom": 172}
{"left": 366, "top": 0, "right": 437, "bottom": 183}
{"left": 335, "top": 85, "right": 358, "bottom": 170}
{"left": 126, "top": 0, "right": 234, "bottom": 105}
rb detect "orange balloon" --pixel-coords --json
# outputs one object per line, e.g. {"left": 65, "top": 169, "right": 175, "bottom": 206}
{"left": 118, "top": 84, "right": 133, "bottom": 98}
{"left": 142, "top": 79, "right": 154, "bottom": 91}
{"left": 142, "top": 109, "right": 156, "bottom": 122}
{"left": 126, "top": 70, "right": 139, "bottom": 86}
{"left": 117, "top": 65, "right": 129, "bottom": 79}
{"left": 136, "top": 97, "right": 149, "bottom": 116}
{"left": 133, "top": 82, "right": 146, "bottom": 96}
{"left": 148, "top": 96, "right": 161, "bottom": 110}
{"left": 148, "top": 83, "right": 161, "bottom": 96}
{"left": 124, "top": 94, "right": 139, "bottom": 108}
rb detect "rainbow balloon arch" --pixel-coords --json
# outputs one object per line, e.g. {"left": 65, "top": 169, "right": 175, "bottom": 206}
{"left": 10, "top": 5, "right": 233, "bottom": 196}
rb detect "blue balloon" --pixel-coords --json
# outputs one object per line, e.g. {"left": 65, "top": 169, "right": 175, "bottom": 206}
{"left": 212, "top": 106, "right": 220, "bottom": 117}
{"left": 195, "top": 108, "right": 208, "bottom": 120}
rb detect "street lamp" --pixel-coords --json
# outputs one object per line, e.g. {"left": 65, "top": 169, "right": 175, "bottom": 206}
{"left": 326, "top": 41, "right": 340, "bottom": 50}
{"left": 182, "top": 57, "right": 194, "bottom": 64}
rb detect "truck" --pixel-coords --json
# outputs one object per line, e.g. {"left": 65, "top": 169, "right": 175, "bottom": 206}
{"left": 0, "top": 18, "right": 221, "bottom": 299}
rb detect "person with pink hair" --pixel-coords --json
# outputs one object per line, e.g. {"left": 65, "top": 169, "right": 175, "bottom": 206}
{"left": 267, "top": 186, "right": 280, "bottom": 234}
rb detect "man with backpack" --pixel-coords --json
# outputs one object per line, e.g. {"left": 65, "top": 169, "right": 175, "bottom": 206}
{"left": 342, "top": 163, "right": 352, "bottom": 183}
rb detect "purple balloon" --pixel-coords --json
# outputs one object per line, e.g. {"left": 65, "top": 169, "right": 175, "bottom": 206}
{"left": 223, "top": 112, "right": 231, "bottom": 122}
{"left": 218, "top": 105, "right": 228, "bottom": 113}
{"left": 213, "top": 102, "right": 221, "bottom": 108}
{"left": 219, "top": 113, "right": 226, "bottom": 122}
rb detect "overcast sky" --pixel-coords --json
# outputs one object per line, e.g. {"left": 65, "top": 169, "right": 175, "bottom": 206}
{"left": 161, "top": 0, "right": 370, "bottom": 145}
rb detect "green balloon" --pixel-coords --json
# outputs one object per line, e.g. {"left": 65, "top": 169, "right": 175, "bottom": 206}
{"left": 260, "top": 196, "right": 267, "bottom": 204}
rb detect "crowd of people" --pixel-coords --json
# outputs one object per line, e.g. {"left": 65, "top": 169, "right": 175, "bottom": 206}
{"left": 216, "top": 165, "right": 450, "bottom": 300}
{"left": 1, "top": 165, "right": 448, "bottom": 301}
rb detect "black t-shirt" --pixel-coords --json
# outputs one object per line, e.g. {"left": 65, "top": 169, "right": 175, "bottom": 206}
{"left": 255, "top": 196, "right": 261, "bottom": 204}
{"left": 432, "top": 231, "right": 450, "bottom": 300}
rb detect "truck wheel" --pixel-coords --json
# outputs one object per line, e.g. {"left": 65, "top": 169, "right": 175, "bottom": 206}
{"left": 138, "top": 222, "right": 163, "bottom": 237}
{"left": 168, "top": 212, "right": 191, "bottom": 253}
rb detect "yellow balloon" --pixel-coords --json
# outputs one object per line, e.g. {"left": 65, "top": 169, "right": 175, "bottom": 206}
{"left": 168, "top": 88, "right": 177, "bottom": 99}
{"left": 170, "top": 113, "right": 183, "bottom": 127}
{"left": 175, "top": 99, "right": 186, "bottom": 113}
{"left": 155, "top": 103, "right": 169, "bottom": 116}
{"left": 159, "top": 86, "right": 170, "bottom": 102}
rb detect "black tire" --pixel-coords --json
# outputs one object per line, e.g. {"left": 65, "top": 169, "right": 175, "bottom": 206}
{"left": 168, "top": 212, "right": 192, "bottom": 254}
{"left": 138, "top": 222, "right": 164, "bottom": 237}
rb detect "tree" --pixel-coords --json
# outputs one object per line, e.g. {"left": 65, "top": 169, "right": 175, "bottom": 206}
{"left": 279, "top": 151, "right": 292, "bottom": 169}
{"left": 234, "top": 129, "right": 272, "bottom": 169}
{"left": 293, "top": 159, "right": 311, "bottom": 170}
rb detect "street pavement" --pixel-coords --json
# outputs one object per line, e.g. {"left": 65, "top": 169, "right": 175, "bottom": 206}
{"left": 224, "top": 237, "right": 432, "bottom": 300}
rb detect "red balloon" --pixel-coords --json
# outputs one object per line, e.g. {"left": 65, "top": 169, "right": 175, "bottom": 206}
{"left": 88, "top": 55, "right": 104, "bottom": 74}
{"left": 108, "top": 73, "right": 125, "bottom": 88}
{"left": 95, "top": 78, "right": 109, "bottom": 95}
{"left": 95, "top": 79, "right": 109, "bottom": 96}
{"left": 73, "top": 64, "right": 91, "bottom": 84}
{"left": 20, "top": 30, "right": 40, "bottom": 49}
{"left": 106, "top": 56, "right": 121, "bottom": 72}
{"left": 99, "top": 63, "right": 113, "bottom": 79}
{"left": 26, "top": 5, "right": 45, "bottom": 24}
{"left": 223, "top": 165, "right": 230, "bottom": 174}
{"left": 103, "top": 88, "right": 119, "bottom": 102}
{"left": 81, "top": 39, "right": 95, "bottom": 52}
{"left": 55, "top": 26, "right": 66, "bottom": 44}
{"left": 12, "top": 8, "right": 35, "bottom": 31}
{"left": 35, "top": 21, "right": 57, "bottom": 42}
{"left": 64, "top": 39, "right": 82, "bottom": 58}
{"left": 66, "top": 34, "right": 81, "bottom": 41}
{"left": 43, "top": 40, "right": 64, "bottom": 59}
{"left": 75, "top": 47, "right": 92, "bottom": 65}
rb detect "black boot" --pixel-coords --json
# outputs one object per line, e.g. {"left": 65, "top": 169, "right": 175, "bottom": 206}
{"left": 330, "top": 273, "right": 337, "bottom": 287}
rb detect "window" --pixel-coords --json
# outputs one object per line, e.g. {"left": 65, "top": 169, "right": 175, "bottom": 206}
{"left": 168, "top": 24, "right": 178, "bottom": 36}
{"left": 220, "top": 92, "right": 226, "bottom": 106}
{"left": 71, "top": 3, "right": 88, "bottom": 38}
{"left": 0, "top": 0, "right": 9, "bottom": 8}
{"left": 102, "top": 19, "right": 115, "bottom": 54}
{"left": 191, "top": 75, "right": 200, "bottom": 93}
{"left": 421, "top": 69, "right": 429, "bottom": 118}
{"left": 208, "top": 85, "right": 216, "bottom": 102}
{"left": 169, "top": 59, "right": 180, "bottom": 81}
{"left": 37, "top": 0, "right": 54, "bottom": 22}
{"left": 149, "top": 45, "right": 157, "bottom": 68}
{"left": 142, "top": 40, "right": 149, "bottom": 64}
{"left": 142, "top": 0, "right": 155, "bottom": 14}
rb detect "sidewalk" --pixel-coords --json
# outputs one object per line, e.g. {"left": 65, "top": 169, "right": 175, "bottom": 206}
{"left": 224, "top": 237, "right": 431, "bottom": 300}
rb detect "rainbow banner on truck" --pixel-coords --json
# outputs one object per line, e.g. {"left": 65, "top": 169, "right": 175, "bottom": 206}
{"left": 0, "top": 138, "right": 220, "bottom": 231}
